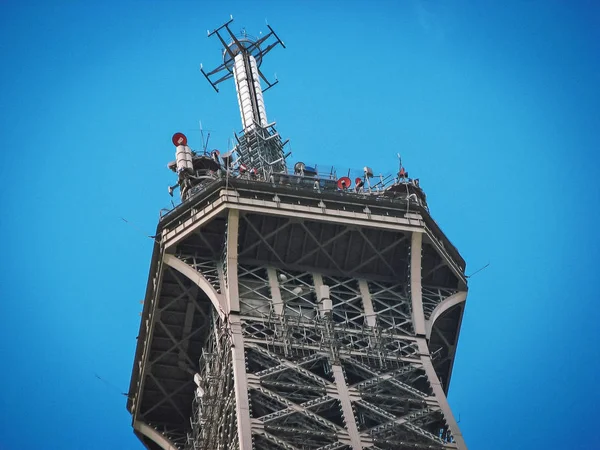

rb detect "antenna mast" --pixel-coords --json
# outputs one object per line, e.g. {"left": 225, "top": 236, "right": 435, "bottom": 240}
{"left": 201, "top": 17, "right": 288, "bottom": 179}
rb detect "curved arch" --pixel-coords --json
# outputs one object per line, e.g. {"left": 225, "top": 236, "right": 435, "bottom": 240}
{"left": 425, "top": 291, "right": 467, "bottom": 339}
{"left": 134, "top": 421, "right": 178, "bottom": 450}
{"left": 163, "top": 254, "right": 226, "bottom": 320}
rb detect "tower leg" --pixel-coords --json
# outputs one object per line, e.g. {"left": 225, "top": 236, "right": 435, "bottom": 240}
{"left": 417, "top": 338, "right": 467, "bottom": 448}
{"left": 224, "top": 209, "right": 253, "bottom": 449}
{"left": 411, "top": 231, "right": 467, "bottom": 448}
{"left": 230, "top": 317, "right": 253, "bottom": 450}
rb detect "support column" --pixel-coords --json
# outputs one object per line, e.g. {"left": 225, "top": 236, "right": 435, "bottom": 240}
{"left": 410, "top": 232, "right": 426, "bottom": 336}
{"left": 416, "top": 339, "right": 467, "bottom": 449}
{"left": 358, "top": 279, "right": 376, "bottom": 327}
{"left": 226, "top": 209, "right": 241, "bottom": 313}
{"left": 312, "top": 273, "right": 325, "bottom": 316}
{"left": 230, "top": 317, "right": 253, "bottom": 450}
{"left": 267, "top": 267, "right": 284, "bottom": 316}
{"left": 224, "top": 209, "right": 252, "bottom": 450}
{"left": 331, "top": 365, "right": 362, "bottom": 449}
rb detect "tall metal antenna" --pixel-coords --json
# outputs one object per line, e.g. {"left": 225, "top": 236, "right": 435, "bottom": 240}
{"left": 201, "top": 17, "right": 288, "bottom": 179}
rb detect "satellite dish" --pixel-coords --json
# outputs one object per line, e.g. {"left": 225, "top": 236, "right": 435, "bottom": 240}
{"left": 239, "top": 163, "right": 248, "bottom": 173}
{"left": 172, "top": 132, "right": 187, "bottom": 146}
{"left": 292, "top": 286, "right": 303, "bottom": 296}
{"left": 355, "top": 177, "right": 362, "bottom": 186}
{"left": 337, "top": 177, "right": 351, "bottom": 190}
{"left": 194, "top": 373, "right": 201, "bottom": 386}
{"left": 279, "top": 273, "right": 288, "bottom": 282}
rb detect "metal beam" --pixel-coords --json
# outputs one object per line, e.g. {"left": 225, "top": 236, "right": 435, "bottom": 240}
{"left": 133, "top": 421, "right": 179, "bottom": 450}
{"left": 267, "top": 267, "right": 285, "bottom": 316}
{"left": 226, "top": 209, "right": 241, "bottom": 313}
{"left": 359, "top": 279, "right": 377, "bottom": 327}
{"left": 296, "top": 227, "right": 351, "bottom": 266}
{"left": 416, "top": 338, "right": 467, "bottom": 449}
{"left": 163, "top": 254, "right": 226, "bottom": 320}
{"left": 244, "top": 214, "right": 287, "bottom": 266}
{"left": 410, "top": 232, "right": 426, "bottom": 336}
{"left": 163, "top": 196, "right": 228, "bottom": 250}
{"left": 142, "top": 374, "right": 189, "bottom": 420}
{"left": 163, "top": 192, "right": 425, "bottom": 250}
{"left": 230, "top": 317, "right": 253, "bottom": 450}
{"left": 426, "top": 291, "right": 467, "bottom": 340}
{"left": 179, "top": 286, "right": 197, "bottom": 368}
{"left": 300, "top": 222, "right": 346, "bottom": 273}
{"left": 224, "top": 209, "right": 253, "bottom": 450}
{"left": 331, "top": 365, "right": 362, "bottom": 449}
{"left": 357, "top": 229, "right": 398, "bottom": 277}
{"left": 239, "top": 217, "right": 291, "bottom": 257}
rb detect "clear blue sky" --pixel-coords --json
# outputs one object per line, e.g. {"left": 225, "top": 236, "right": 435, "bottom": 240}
{"left": 1, "top": 1, "right": 599, "bottom": 449}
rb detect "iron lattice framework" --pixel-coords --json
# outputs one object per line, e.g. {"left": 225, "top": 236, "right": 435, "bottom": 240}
{"left": 128, "top": 179, "right": 469, "bottom": 450}
{"left": 127, "top": 17, "right": 469, "bottom": 450}
{"left": 187, "top": 315, "right": 238, "bottom": 449}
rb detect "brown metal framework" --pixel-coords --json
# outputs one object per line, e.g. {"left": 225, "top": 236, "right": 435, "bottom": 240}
{"left": 127, "top": 179, "right": 468, "bottom": 450}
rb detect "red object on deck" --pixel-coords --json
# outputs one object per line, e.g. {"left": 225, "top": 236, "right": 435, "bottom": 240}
{"left": 337, "top": 177, "right": 351, "bottom": 190}
{"left": 172, "top": 132, "right": 188, "bottom": 146}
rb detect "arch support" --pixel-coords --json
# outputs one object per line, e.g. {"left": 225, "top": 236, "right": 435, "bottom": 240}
{"left": 133, "top": 421, "right": 178, "bottom": 450}
{"left": 426, "top": 291, "right": 467, "bottom": 340}
{"left": 163, "top": 253, "right": 226, "bottom": 321}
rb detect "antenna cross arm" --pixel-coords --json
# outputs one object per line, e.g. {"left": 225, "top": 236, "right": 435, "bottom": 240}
{"left": 267, "top": 24, "right": 286, "bottom": 48}
{"left": 207, "top": 17, "right": 234, "bottom": 38}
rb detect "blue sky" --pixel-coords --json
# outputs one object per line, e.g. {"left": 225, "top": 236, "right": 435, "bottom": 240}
{"left": 1, "top": 1, "right": 599, "bottom": 449}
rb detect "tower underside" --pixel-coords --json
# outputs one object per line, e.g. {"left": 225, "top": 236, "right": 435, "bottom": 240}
{"left": 128, "top": 180, "right": 468, "bottom": 450}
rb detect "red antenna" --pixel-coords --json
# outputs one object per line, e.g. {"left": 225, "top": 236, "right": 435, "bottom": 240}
{"left": 172, "top": 132, "right": 188, "bottom": 146}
